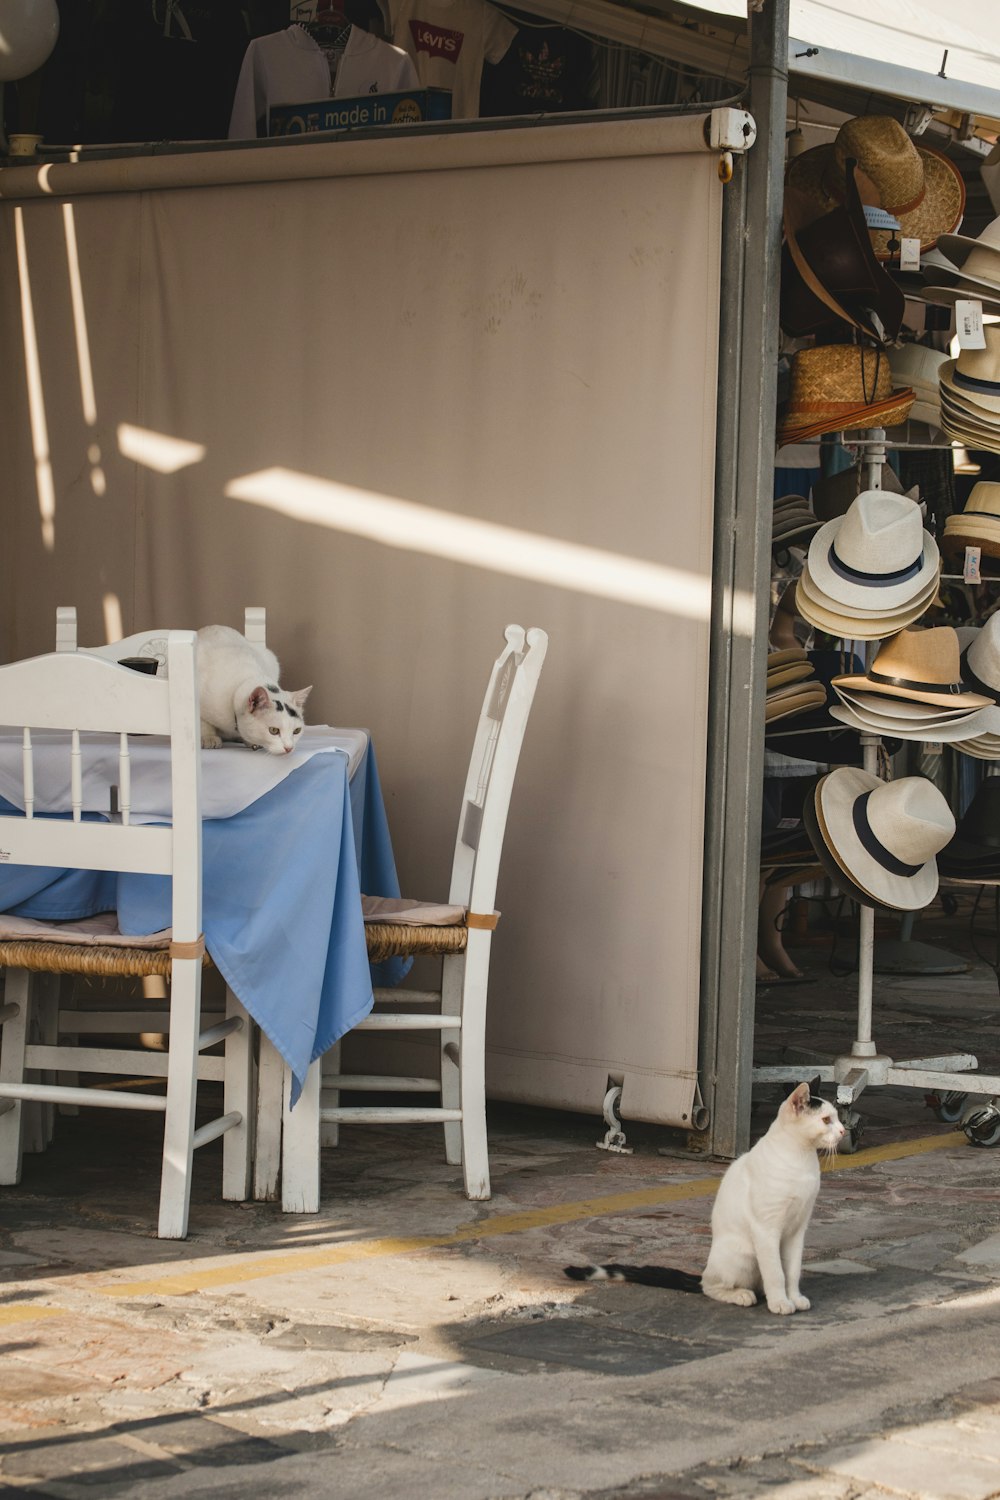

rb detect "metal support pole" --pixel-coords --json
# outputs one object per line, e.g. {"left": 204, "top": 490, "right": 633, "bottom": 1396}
{"left": 701, "top": 0, "right": 790, "bottom": 1158}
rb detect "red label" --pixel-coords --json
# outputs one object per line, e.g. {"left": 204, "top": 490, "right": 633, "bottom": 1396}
{"left": 409, "top": 19, "right": 464, "bottom": 62}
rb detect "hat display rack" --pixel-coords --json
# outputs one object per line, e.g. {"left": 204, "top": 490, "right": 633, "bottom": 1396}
{"left": 756, "top": 113, "right": 1000, "bottom": 1148}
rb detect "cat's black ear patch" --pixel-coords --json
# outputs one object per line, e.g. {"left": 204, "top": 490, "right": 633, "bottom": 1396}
{"left": 784, "top": 1077, "right": 821, "bottom": 1101}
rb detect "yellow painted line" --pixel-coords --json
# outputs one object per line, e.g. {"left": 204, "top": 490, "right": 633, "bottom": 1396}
{"left": 89, "top": 1128, "right": 970, "bottom": 1300}
{"left": 0, "top": 1304, "right": 66, "bottom": 1327}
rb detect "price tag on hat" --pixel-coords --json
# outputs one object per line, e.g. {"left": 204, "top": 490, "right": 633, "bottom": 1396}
{"left": 955, "top": 299, "right": 987, "bottom": 350}
{"left": 965, "top": 545, "right": 982, "bottom": 584}
{"left": 898, "top": 237, "right": 921, "bottom": 272}
{"left": 923, "top": 741, "right": 943, "bottom": 756}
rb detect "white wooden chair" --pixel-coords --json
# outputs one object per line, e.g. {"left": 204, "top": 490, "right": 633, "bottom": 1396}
{"left": 281, "top": 624, "right": 548, "bottom": 1211}
{"left": 0, "top": 633, "right": 252, "bottom": 1238}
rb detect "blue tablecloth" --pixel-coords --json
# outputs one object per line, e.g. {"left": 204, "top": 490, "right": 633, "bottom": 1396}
{"left": 0, "top": 744, "right": 406, "bottom": 1105}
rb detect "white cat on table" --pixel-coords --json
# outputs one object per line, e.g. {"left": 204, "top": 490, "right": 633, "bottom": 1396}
{"left": 196, "top": 625, "right": 312, "bottom": 756}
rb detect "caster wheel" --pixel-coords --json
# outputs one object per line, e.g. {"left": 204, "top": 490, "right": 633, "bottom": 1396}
{"left": 962, "top": 1102, "right": 1000, "bottom": 1148}
{"left": 837, "top": 1108, "right": 864, "bottom": 1154}
{"left": 927, "top": 1090, "right": 968, "bottom": 1124}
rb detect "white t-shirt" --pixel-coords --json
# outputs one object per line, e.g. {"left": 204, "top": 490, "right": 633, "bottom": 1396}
{"left": 386, "top": 0, "right": 516, "bottom": 119}
{"left": 229, "top": 24, "right": 420, "bottom": 138}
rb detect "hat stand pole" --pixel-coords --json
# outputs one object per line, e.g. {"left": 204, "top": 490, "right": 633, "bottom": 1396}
{"left": 755, "top": 429, "right": 1000, "bottom": 1151}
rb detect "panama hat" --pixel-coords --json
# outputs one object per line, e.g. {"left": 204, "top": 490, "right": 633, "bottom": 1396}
{"left": 765, "top": 686, "right": 828, "bottom": 723}
{"left": 887, "top": 343, "right": 946, "bottom": 426}
{"left": 937, "top": 214, "right": 1000, "bottom": 292}
{"left": 831, "top": 626, "right": 990, "bottom": 711}
{"left": 830, "top": 701, "right": 993, "bottom": 742}
{"left": 802, "top": 780, "right": 885, "bottom": 907}
{"left": 833, "top": 685, "right": 989, "bottom": 725}
{"left": 813, "top": 767, "right": 954, "bottom": 910}
{"left": 939, "top": 412, "right": 1000, "bottom": 457}
{"left": 962, "top": 612, "right": 1000, "bottom": 707}
{"left": 781, "top": 159, "right": 904, "bottom": 343}
{"left": 778, "top": 344, "right": 915, "bottom": 446}
{"left": 940, "top": 327, "right": 1000, "bottom": 414}
{"left": 797, "top": 560, "right": 938, "bottom": 620}
{"left": 767, "top": 647, "right": 809, "bottom": 667}
{"left": 950, "top": 735, "right": 1000, "bottom": 761}
{"left": 807, "top": 490, "right": 938, "bottom": 612}
{"left": 793, "top": 575, "right": 937, "bottom": 640}
{"left": 767, "top": 662, "right": 815, "bottom": 689}
{"left": 942, "top": 483, "right": 1000, "bottom": 559}
{"left": 786, "top": 115, "right": 965, "bottom": 261}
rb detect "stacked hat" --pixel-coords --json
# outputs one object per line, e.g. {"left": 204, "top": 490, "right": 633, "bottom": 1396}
{"left": 942, "top": 482, "right": 1000, "bottom": 561}
{"left": 795, "top": 489, "right": 940, "bottom": 640}
{"left": 778, "top": 343, "right": 914, "bottom": 447}
{"left": 765, "top": 648, "right": 826, "bottom": 724}
{"left": 886, "top": 343, "right": 948, "bottom": 429}
{"left": 802, "top": 768, "right": 956, "bottom": 911}
{"left": 917, "top": 213, "right": 1000, "bottom": 317}
{"left": 772, "top": 494, "right": 822, "bottom": 549}
{"left": 780, "top": 158, "right": 904, "bottom": 344}
{"left": 828, "top": 627, "right": 993, "bottom": 741}
{"left": 952, "top": 615, "right": 1000, "bottom": 760}
{"left": 937, "top": 776, "right": 1000, "bottom": 878}
{"left": 937, "top": 328, "right": 1000, "bottom": 455}
{"left": 786, "top": 114, "right": 965, "bottom": 262}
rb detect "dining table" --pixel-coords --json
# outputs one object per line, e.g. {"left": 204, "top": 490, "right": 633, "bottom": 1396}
{"left": 0, "top": 724, "right": 408, "bottom": 1196}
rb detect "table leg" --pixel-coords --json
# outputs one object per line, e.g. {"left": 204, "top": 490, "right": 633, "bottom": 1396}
{"left": 282, "top": 1058, "right": 320, "bottom": 1214}
{"left": 253, "top": 1033, "right": 284, "bottom": 1201}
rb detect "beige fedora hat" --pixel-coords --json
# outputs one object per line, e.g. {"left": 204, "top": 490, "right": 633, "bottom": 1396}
{"left": 963, "top": 603, "right": 1000, "bottom": 703}
{"left": 938, "top": 213, "right": 1000, "bottom": 291}
{"left": 952, "top": 734, "right": 1000, "bottom": 760}
{"left": 939, "top": 413, "right": 1000, "bottom": 458}
{"left": 764, "top": 686, "right": 828, "bottom": 722}
{"left": 814, "top": 767, "right": 955, "bottom": 910}
{"left": 778, "top": 343, "right": 914, "bottom": 445}
{"left": 797, "top": 558, "right": 938, "bottom": 620}
{"left": 942, "top": 483, "right": 1000, "bottom": 558}
{"left": 767, "top": 646, "right": 809, "bottom": 667}
{"left": 803, "top": 779, "right": 887, "bottom": 908}
{"left": 829, "top": 701, "right": 993, "bottom": 742}
{"left": 807, "top": 490, "right": 938, "bottom": 611}
{"left": 834, "top": 685, "right": 987, "bottom": 724}
{"left": 786, "top": 115, "right": 965, "bottom": 260}
{"left": 793, "top": 575, "right": 937, "bottom": 640}
{"left": 767, "top": 661, "right": 815, "bottom": 689}
{"left": 940, "top": 328, "right": 1000, "bottom": 414}
{"left": 832, "top": 626, "right": 991, "bottom": 710}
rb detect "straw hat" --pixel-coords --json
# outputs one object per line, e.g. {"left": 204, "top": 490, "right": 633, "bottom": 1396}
{"left": 786, "top": 115, "right": 965, "bottom": 260}
{"left": 951, "top": 735, "right": 1000, "bottom": 761}
{"left": 939, "top": 411, "right": 1000, "bottom": 457}
{"left": 797, "top": 559, "right": 938, "bottom": 619}
{"left": 812, "top": 767, "right": 955, "bottom": 910}
{"left": 937, "top": 214, "right": 1000, "bottom": 293}
{"left": 807, "top": 490, "right": 938, "bottom": 612}
{"left": 942, "top": 482, "right": 1000, "bottom": 559}
{"left": 831, "top": 626, "right": 990, "bottom": 710}
{"left": 834, "top": 685, "right": 990, "bottom": 724}
{"left": 830, "top": 701, "right": 993, "bottom": 742}
{"left": 781, "top": 160, "right": 904, "bottom": 343}
{"left": 793, "top": 574, "right": 937, "bottom": 640}
{"left": 765, "top": 685, "right": 828, "bottom": 722}
{"left": 767, "top": 661, "right": 814, "bottom": 688}
{"left": 963, "top": 609, "right": 1000, "bottom": 703}
{"left": 767, "top": 646, "right": 809, "bottom": 668}
{"left": 940, "top": 327, "right": 1000, "bottom": 414}
{"left": 778, "top": 344, "right": 915, "bottom": 446}
{"left": 887, "top": 343, "right": 946, "bottom": 426}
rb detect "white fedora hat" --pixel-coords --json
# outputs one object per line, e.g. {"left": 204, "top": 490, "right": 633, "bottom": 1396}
{"left": 814, "top": 768, "right": 955, "bottom": 910}
{"left": 942, "top": 483, "right": 1000, "bottom": 560}
{"left": 964, "top": 606, "right": 1000, "bottom": 702}
{"left": 938, "top": 213, "right": 1000, "bottom": 287}
{"left": 888, "top": 342, "right": 948, "bottom": 395}
{"left": 794, "top": 575, "right": 936, "bottom": 640}
{"left": 830, "top": 702, "right": 993, "bottom": 742}
{"left": 953, "top": 734, "right": 1000, "bottom": 759}
{"left": 940, "top": 328, "right": 1000, "bottom": 414}
{"left": 831, "top": 626, "right": 991, "bottom": 710}
{"left": 798, "top": 560, "right": 939, "bottom": 620}
{"left": 834, "top": 685, "right": 988, "bottom": 724}
{"left": 807, "top": 490, "right": 939, "bottom": 612}
{"left": 940, "top": 414, "right": 1000, "bottom": 456}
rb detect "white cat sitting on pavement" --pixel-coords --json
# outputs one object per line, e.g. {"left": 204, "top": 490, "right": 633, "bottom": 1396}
{"left": 196, "top": 625, "right": 312, "bottom": 756}
{"left": 565, "top": 1082, "right": 844, "bottom": 1315}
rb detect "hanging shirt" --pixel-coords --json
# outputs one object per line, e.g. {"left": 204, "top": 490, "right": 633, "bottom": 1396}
{"left": 385, "top": 0, "right": 516, "bottom": 119}
{"left": 229, "top": 23, "right": 418, "bottom": 138}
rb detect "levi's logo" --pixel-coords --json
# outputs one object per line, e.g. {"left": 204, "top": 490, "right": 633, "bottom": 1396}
{"left": 409, "top": 19, "right": 464, "bottom": 61}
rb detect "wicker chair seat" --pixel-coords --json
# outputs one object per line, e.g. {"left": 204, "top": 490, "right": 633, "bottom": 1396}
{"left": 0, "top": 939, "right": 213, "bottom": 978}
{"left": 364, "top": 920, "right": 469, "bottom": 964}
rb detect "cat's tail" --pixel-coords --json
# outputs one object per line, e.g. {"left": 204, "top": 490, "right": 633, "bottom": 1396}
{"left": 563, "top": 1263, "right": 703, "bottom": 1293}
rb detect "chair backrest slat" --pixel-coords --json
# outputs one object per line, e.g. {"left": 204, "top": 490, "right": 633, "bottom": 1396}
{"left": 118, "top": 731, "right": 131, "bottom": 825}
{"left": 21, "top": 728, "right": 34, "bottom": 819}
{"left": 448, "top": 626, "right": 547, "bottom": 913}
{"left": 71, "top": 730, "right": 82, "bottom": 822}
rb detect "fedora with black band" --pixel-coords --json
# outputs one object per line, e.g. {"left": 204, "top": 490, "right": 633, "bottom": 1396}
{"left": 786, "top": 114, "right": 965, "bottom": 260}
{"left": 937, "top": 213, "right": 1000, "bottom": 295}
{"left": 793, "top": 575, "right": 938, "bottom": 641}
{"left": 781, "top": 159, "right": 904, "bottom": 343}
{"left": 802, "top": 778, "right": 901, "bottom": 909}
{"left": 806, "top": 489, "right": 938, "bottom": 613}
{"left": 811, "top": 767, "right": 955, "bottom": 910}
{"left": 940, "top": 327, "right": 1000, "bottom": 415}
{"left": 778, "top": 343, "right": 915, "bottom": 446}
{"left": 831, "top": 626, "right": 990, "bottom": 711}
{"left": 942, "top": 482, "right": 1000, "bottom": 560}
{"left": 963, "top": 613, "right": 1000, "bottom": 705}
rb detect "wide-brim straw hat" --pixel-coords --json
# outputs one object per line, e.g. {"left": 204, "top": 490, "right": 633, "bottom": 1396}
{"left": 942, "top": 483, "right": 1000, "bottom": 558}
{"left": 938, "top": 213, "right": 1000, "bottom": 286}
{"left": 781, "top": 159, "right": 904, "bottom": 342}
{"left": 767, "top": 647, "right": 809, "bottom": 667}
{"left": 951, "top": 735, "right": 1000, "bottom": 761}
{"left": 778, "top": 343, "right": 914, "bottom": 446}
{"left": 813, "top": 767, "right": 954, "bottom": 910}
{"left": 802, "top": 780, "right": 885, "bottom": 908}
{"left": 830, "top": 702, "right": 993, "bottom": 742}
{"left": 940, "top": 328, "right": 1000, "bottom": 413}
{"left": 767, "top": 661, "right": 815, "bottom": 689}
{"left": 940, "top": 413, "right": 1000, "bottom": 458}
{"left": 917, "top": 276, "right": 1000, "bottom": 319}
{"left": 963, "top": 609, "right": 1000, "bottom": 702}
{"left": 793, "top": 575, "right": 936, "bottom": 640}
{"left": 834, "top": 685, "right": 988, "bottom": 725}
{"left": 807, "top": 489, "right": 938, "bottom": 611}
{"left": 831, "top": 625, "right": 990, "bottom": 711}
{"left": 786, "top": 115, "right": 965, "bottom": 260}
{"left": 797, "top": 560, "right": 938, "bottom": 620}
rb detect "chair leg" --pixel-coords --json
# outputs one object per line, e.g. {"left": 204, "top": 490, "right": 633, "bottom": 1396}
{"left": 253, "top": 1033, "right": 283, "bottom": 1201}
{"left": 28, "top": 972, "right": 60, "bottom": 1151}
{"left": 157, "top": 959, "right": 201, "bottom": 1239}
{"left": 222, "top": 988, "right": 253, "bottom": 1202}
{"left": 0, "top": 968, "right": 30, "bottom": 1184}
{"left": 55, "top": 974, "right": 79, "bottom": 1115}
{"left": 458, "top": 939, "right": 491, "bottom": 1201}
{"left": 440, "top": 954, "right": 463, "bottom": 1167}
{"left": 320, "top": 1040, "right": 341, "bottom": 1148}
{"left": 281, "top": 1059, "right": 321, "bottom": 1214}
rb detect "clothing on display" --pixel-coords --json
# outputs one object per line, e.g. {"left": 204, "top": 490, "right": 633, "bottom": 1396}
{"left": 480, "top": 20, "right": 595, "bottom": 116}
{"left": 229, "top": 22, "right": 418, "bottom": 137}
{"left": 383, "top": 0, "right": 517, "bottom": 119}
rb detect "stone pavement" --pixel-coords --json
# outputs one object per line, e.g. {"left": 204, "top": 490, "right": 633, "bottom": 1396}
{"left": 2, "top": 891, "right": 1000, "bottom": 1498}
